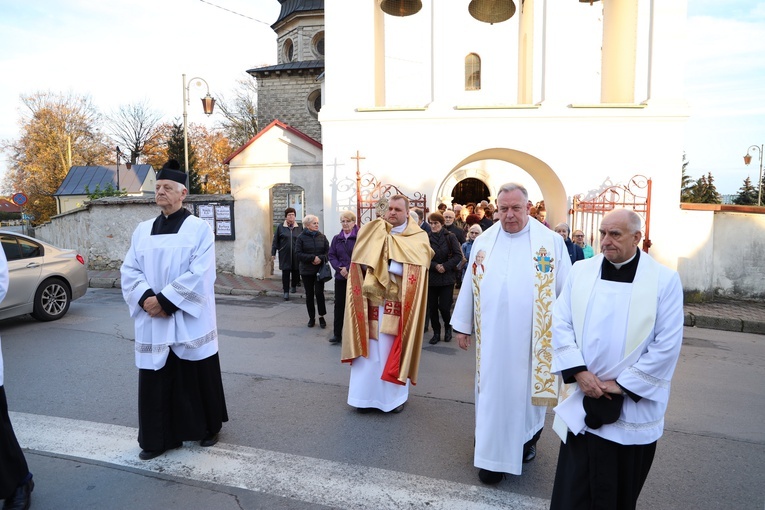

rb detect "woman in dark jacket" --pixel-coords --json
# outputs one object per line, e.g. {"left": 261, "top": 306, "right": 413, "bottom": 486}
{"left": 426, "top": 212, "right": 463, "bottom": 345}
{"left": 295, "top": 215, "right": 330, "bottom": 328}
{"left": 271, "top": 207, "right": 303, "bottom": 300}
{"left": 327, "top": 211, "right": 358, "bottom": 344}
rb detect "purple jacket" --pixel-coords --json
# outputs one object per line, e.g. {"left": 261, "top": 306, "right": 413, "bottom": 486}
{"left": 328, "top": 225, "right": 358, "bottom": 280}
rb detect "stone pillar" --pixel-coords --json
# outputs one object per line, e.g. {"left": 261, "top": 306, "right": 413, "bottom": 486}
{"left": 601, "top": 0, "right": 638, "bottom": 103}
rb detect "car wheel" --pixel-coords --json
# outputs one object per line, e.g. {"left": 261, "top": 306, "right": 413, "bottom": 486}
{"left": 31, "top": 277, "right": 71, "bottom": 321}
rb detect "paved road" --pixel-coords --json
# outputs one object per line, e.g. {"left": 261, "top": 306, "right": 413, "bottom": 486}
{"left": 1, "top": 289, "right": 764, "bottom": 509}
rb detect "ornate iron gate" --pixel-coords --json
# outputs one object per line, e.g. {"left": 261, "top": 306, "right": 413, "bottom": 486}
{"left": 352, "top": 151, "right": 427, "bottom": 225}
{"left": 570, "top": 175, "right": 652, "bottom": 253}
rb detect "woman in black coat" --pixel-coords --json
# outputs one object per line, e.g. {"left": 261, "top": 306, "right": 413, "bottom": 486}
{"left": 295, "top": 214, "right": 330, "bottom": 328}
{"left": 426, "top": 212, "right": 463, "bottom": 345}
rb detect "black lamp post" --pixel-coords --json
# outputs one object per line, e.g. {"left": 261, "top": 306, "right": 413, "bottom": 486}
{"left": 743, "top": 144, "right": 763, "bottom": 206}
{"left": 182, "top": 74, "right": 216, "bottom": 184}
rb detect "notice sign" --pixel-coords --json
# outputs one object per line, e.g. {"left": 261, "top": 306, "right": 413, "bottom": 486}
{"left": 194, "top": 201, "right": 235, "bottom": 240}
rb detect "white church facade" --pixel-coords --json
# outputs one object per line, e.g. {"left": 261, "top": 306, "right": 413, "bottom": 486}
{"left": 319, "top": 0, "right": 688, "bottom": 268}
{"left": 225, "top": 0, "right": 764, "bottom": 298}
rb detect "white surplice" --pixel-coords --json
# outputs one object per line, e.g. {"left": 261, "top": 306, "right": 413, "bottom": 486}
{"left": 0, "top": 249, "right": 8, "bottom": 385}
{"left": 551, "top": 252, "right": 684, "bottom": 445}
{"left": 121, "top": 215, "right": 219, "bottom": 370}
{"left": 347, "top": 224, "right": 410, "bottom": 412}
{"left": 451, "top": 220, "right": 570, "bottom": 475}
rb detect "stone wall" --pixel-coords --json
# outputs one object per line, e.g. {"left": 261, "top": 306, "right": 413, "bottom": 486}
{"left": 257, "top": 73, "right": 322, "bottom": 142}
{"left": 677, "top": 207, "right": 765, "bottom": 300}
{"left": 34, "top": 195, "right": 235, "bottom": 273}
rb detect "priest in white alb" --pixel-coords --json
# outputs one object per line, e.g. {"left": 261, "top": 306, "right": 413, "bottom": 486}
{"left": 550, "top": 208, "right": 684, "bottom": 510}
{"left": 121, "top": 160, "right": 228, "bottom": 461}
{"left": 451, "top": 183, "right": 571, "bottom": 485}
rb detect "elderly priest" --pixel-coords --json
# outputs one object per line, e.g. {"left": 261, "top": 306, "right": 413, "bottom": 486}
{"left": 121, "top": 160, "right": 228, "bottom": 461}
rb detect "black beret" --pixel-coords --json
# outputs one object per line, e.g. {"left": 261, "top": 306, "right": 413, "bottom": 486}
{"left": 583, "top": 393, "right": 624, "bottom": 429}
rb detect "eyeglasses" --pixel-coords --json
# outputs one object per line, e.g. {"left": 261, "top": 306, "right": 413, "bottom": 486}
{"left": 340, "top": 220, "right": 353, "bottom": 224}
{"left": 573, "top": 234, "right": 584, "bottom": 238}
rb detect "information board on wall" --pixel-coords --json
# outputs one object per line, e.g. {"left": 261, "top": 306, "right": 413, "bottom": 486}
{"left": 194, "top": 202, "right": 235, "bottom": 240}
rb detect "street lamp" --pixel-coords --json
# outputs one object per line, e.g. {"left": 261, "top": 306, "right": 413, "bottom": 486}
{"left": 182, "top": 74, "right": 216, "bottom": 188}
{"left": 743, "top": 144, "right": 763, "bottom": 206}
{"left": 115, "top": 146, "right": 130, "bottom": 192}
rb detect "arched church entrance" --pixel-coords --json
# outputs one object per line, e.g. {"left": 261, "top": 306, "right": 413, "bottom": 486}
{"left": 451, "top": 178, "right": 490, "bottom": 206}
{"left": 436, "top": 149, "right": 567, "bottom": 227}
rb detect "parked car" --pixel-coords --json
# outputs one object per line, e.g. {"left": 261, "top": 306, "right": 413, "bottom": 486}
{"left": 0, "top": 231, "right": 88, "bottom": 321}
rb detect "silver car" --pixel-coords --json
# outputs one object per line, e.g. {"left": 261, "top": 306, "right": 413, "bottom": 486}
{"left": 0, "top": 231, "right": 89, "bottom": 321}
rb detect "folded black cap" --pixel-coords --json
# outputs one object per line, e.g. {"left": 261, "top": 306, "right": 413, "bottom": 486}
{"left": 583, "top": 393, "right": 624, "bottom": 429}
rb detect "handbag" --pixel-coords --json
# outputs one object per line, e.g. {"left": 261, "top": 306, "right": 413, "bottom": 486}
{"left": 317, "top": 261, "right": 333, "bottom": 283}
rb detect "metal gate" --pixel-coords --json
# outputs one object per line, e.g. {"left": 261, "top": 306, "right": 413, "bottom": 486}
{"left": 352, "top": 151, "right": 427, "bottom": 225}
{"left": 570, "top": 174, "right": 652, "bottom": 253}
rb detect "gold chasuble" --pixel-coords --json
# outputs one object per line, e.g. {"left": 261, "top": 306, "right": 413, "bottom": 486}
{"left": 341, "top": 218, "right": 433, "bottom": 385}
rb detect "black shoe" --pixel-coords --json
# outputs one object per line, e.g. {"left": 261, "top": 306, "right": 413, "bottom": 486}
{"left": 429, "top": 333, "right": 441, "bottom": 345}
{"left": 522, "top": 444, "right": 537, "bottom": 463}
{"left": 139, "top": 442, "right": 181, "bottom": 460}
{"left": 307, "top": 318, "right": 315, "bottom": 328}
{"left": 4, "top": 477, "right": 33, "bottom": 510}
{"left": 356, "top": 407, "right": 372, "bottom": 414}
{"left": 390, "top": 403, "right": 405, "bottom": 413}
{"left": 444, "top": 326, "right": 453, "bottom": 343}
{"left": 319, "top": 317, "right": 327, "bottom": 329}
{"left": 329, "top": 336, "right": 341, "bottom": 343}
{"left": 283, "top": 292, "right": 290, "bottom": 301}
{"left": 200, "top": 432, "right": 219, "bottom": 447}
{"left": 478, "top": 469, "right": 505, "bottom": 485}
{"left": 290, "top": 286, "right": 297, "bottom": 293}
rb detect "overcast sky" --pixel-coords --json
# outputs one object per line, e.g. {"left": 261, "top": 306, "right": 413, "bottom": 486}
{"left": 0, "top": 0, "right": 763, "bottom": 194}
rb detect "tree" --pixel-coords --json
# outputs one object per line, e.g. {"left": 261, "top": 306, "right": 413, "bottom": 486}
{"left": 1, "top": 91, "right": 108, "bottom": 224}
{"left": 108, "top": 100, "right": 162, "bottom": 164}
{"left": 215, "top": 77, "right": 258, "bottom": 148}
{"left": 189, "top": 124, "right": 234, "bottom": 194}
{"left": 732, "top": 176, "right": 759, "bottom": 205}
{"left": 687, "top": 172, "right": 721, "bottom": 204}
{"left": 680, "top": 153, "right": 694, "bottom": 202}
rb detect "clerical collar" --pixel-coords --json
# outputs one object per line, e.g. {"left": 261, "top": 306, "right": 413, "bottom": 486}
{"left": 601, "top": 249, "right": 640, "bottom": 283}
{"left": 391, "top": 220, "right": 407, "bottom": 234}
{"left": 151, "top": 207, "right": 192, "bottom": 235}
{"left": 500, "top": 219, "right": 530, "bottom": 238}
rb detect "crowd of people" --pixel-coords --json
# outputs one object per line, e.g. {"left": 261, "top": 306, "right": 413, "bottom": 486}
{"left": 268, "top": 186, "right": 682, "bottom": 509}
{"left": 0, "top": 175, "right": 680, "bottom": 509}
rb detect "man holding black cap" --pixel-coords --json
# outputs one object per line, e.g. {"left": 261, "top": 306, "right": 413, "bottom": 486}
{"left": 121, "top": 159, "right": 228, "bottom": 461}
{"left": 0, "top": 250, "right": 35, "bottom": 509}
{"left": 550, "top": 208, "right": 684, "bottom": 509}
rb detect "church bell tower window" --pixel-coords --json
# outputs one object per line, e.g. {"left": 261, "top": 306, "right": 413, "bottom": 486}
{"left": 283, "top": 38, "right": 294, "bottom": 63}
{"left": 465, "top": 53, "right": 481, "bottom": 91}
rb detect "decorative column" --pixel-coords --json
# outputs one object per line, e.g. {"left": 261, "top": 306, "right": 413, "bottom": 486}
{"left": 601, "top": 0, "right": 638, "bottom": 103}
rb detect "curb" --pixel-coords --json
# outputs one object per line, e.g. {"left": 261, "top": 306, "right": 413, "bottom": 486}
{"left": 684, "top": 312, "right": 765, "bottom": 335}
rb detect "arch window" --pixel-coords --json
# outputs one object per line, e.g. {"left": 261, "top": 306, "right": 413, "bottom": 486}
{"left": 307, "top": 89, "right": 322, "bottom": 117}
{"left": 312, "top": 31, "right": 325, "bottom": 58}
{"left": 283, "top": 38, "right": 294, "bottom": 63}
{"left": 465, "top": 53, "right": 481, "bottom": 91}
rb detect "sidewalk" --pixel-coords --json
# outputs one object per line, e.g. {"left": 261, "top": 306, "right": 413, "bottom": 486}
{"left": 88, "top": 270, "right": 765, "bottom": 335}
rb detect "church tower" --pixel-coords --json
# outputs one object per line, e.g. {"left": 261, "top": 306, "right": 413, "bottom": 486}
{"left": 248, "top": 0, "right": 324, "bottom": 142}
